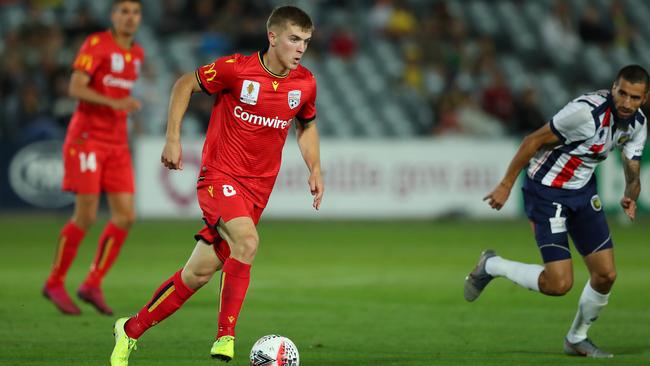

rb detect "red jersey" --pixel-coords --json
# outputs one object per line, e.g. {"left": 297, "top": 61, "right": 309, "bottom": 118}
{"left": 195, "top": 52, "right": 317, "bottom": 207}
{"left": 66, "top": 30, "right": 144, "bottom": 146}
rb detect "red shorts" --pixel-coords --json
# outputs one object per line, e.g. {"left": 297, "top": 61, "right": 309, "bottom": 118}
{"left": 194, "top": 175, "right": 264, "bottom": 263}
{"left": 62, "top": 140, "right": 134, "bottom": 194}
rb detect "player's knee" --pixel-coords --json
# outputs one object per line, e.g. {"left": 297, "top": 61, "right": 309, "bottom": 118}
{"left": 545, "top": 277, "right": 573, "bottom": 296}
{"left": 112, "top": 210, "right": 136, "bottom": 229}
{"left": 233, "top": 235, "right": 258, "bottom": 261}
{"left": 592, "top": 270, "right": 617, "bottom": 288}
{"left": 73, "top": 212, "right": 97, "bottom": 230}
{"left": 181, "top": 267, "right": 214, "bottom": 290}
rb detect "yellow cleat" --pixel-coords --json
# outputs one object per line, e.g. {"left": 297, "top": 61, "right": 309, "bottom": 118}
{"left": 210, "top": 335, "right": 235, "bottom": 362}
{"left": 110, "top": 317, "right": 138, "bottom": 366}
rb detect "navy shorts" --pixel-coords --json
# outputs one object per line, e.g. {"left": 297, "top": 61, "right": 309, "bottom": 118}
{"left": 522, "top": 176, "right": 613, "bottom": 263}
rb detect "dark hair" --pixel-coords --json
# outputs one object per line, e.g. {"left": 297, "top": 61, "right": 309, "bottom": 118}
{"left": 266, "top": 6, "right": 313, "bottom": 32}
{"left": 615, "top": 64, "right": 650, "bottom": 91}
{"left": 112, "top": 0, "right": 142, "bottom": 8}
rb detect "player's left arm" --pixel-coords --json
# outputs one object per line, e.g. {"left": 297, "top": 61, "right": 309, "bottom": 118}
{"left": 296, "top": 120, "right": 323, "bottom": 210}
{"left": 620, "top": 153, "right": 641, "bottom": 221}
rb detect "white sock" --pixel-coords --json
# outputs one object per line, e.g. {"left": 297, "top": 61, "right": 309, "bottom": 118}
{"left": 485, "top": 256, "right": 544, "bottom": 292}
{"left": 566, "top": 281, "right": 610, "bottom": 343}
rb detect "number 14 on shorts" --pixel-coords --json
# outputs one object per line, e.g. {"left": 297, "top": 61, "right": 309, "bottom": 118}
{"left": 79, "top": 152, "right": 97, "bottom": 173}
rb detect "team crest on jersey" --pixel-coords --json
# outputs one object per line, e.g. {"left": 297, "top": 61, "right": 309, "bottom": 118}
{"left": 111, "top": 53, "right": 125, "bottom": 73}
{"left": 617, "top": 134, "right": 630, "bottom": 145}
{"left": 288, "top": 90, "right": 301, "bottom": 109}
{"left": 240, "top": 80, "right": 260, "bottom": 105}
{"left": 590, "top": 195, "right": 602, "bottom": 211}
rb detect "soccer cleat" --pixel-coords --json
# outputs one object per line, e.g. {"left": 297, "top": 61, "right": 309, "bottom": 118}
{"left": 111, "top": 317, "right": 138, "bottom": 366}
{"left": 210, "top": 335, "right": 235, "bottom": 362}
{"left": 464, "top": 249, "right": 497, "bottom": 302}
{"left": 77, "top": 284, "right": 114, "bottom": 315}
{"left": 563, "top": 338, "right": 613, "bottom": 358}
{"left": 43, "top": 284, "right": 81, "bottom": 315}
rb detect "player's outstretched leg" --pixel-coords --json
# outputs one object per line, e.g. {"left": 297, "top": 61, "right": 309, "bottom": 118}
{"left": 563, "top": 248, "right": 615, "bottom": 357}
{"left": 123, "top": 269, "right": 196, "bottom": 339}
{"left": 43, "top": 221, "right": 86, "bottom": 315}
{"left": 111, "top": 317, "right": 138, "bottom": 366}
{"left": 79, "top": 217, "right": 131, "bottom": 315}
{"left": 211, "top": 257, "right": 251, "bottom": 362}
{"left": 464, "top": 249, "right": 497, "bottom": 301}
{"left": 563, "top": 338, "right": 613, "bottom": 358}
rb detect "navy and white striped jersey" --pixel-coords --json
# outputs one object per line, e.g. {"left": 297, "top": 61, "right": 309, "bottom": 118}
{"left": 527, "top": 90, "right": 647, "bottom": 190}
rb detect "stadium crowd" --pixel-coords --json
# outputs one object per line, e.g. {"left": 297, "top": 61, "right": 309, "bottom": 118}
{"left": 2, "top": 0, "right": 650, "bottom": 144}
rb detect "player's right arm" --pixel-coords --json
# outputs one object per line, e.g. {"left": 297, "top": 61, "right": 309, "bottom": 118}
{"left": 161, "top": 72, "right": 202, "bottom": 170}
{"left": 485, "top": 101, "right": 594, "bottom": 210}
{"left": 68, "top": 71, "right": 141, "bottom": 111}
{"left": 162, "top": 56, "right": 239, "bottom": 170}
{"left": 484, "top": 123, "right": 561, "bottom": 210}
{"left": 70, "top": 35, "right": 140, "bottom": 111}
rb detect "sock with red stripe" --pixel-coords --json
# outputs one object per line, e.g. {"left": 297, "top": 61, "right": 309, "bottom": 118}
{"left": 82, "top": 222, "right": 128, "bottom": 288}
{"left": 45, "top": 221, "right": 86, "bottom": 287}
{"left": 217, "top": 258, "right": 251, "bottom": 338}
{"left": 125, "top": 270, "right": 195, "bottom": 339}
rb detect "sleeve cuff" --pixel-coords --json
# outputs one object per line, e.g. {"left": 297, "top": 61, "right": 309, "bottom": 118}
{"left": 549, "top": 119, "right": 567, "bottom": 143}
{"left": 296, "top": 115, "right": 316, "bottom": 126}
{"left": 195, "top": 70, "right": 212, "bottom": 95}
{"left": 632, "top": 155, "right": 642, "bottom": 161}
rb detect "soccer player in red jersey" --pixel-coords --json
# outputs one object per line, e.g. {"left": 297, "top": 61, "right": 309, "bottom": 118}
{"left": 110, "top": 5, "right": 323, "bottom": 365}
{"left": 43, "top": 0, "right": 144, "bottom": 316}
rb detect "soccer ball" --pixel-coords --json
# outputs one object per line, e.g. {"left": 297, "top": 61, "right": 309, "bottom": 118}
{"left": 249, "top": 334, "right": 299, "bottom": 366}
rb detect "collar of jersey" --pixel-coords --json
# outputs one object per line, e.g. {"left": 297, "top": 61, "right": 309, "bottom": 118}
{"left": 108, "top": 29, "right": 135, "bottom": 51}
{"left": 258, "top": 51, "right": 290, "bottom": 79}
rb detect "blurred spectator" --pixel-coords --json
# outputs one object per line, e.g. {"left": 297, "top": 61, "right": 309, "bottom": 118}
{"left": 1, "top": 0, "right": 649, "bottom": 142}
{"left": 402, "top": 43, "right": 423, "bottom": 91}
{"left": 610, "top": 0, "right": 635, "bottom": 49}
{"left": 433, "top": 88, "right": 505, "bottom": 137}
{"left": 132, "top": 62, "right": 167, "bottom": 137}
{"left": 187, "top": 0, "right": 217, "bottom": 32}
{"left": 368, "top": 0, "right": 393, "bottom": 34}
{"left": 579, "top": 4, "right": 615, "bottom": 46}
{"left": 64, "top": 6, "right": 103, "bottom": 39}
{"left": 481, "top": 68, "right": 514, "bottom": 125}
{"left": 422, "top": 61, "right": 446, "bottom": 100}
{"left": 328, "top": 26, "right": 358, "bottom": 60}
{"left": 385, "top": 0, "right": 417, "bottom": 39}
{"left": 541, "top": 1, "right": 580, "bottom": 66}
{"left": 156, "top": 0, "right": 188, "bottom": 36}
{"left": 511, "top": 86, "right": 546, "bottom": 135}
{"left": 50, "top": 67, "right": 76, "bottom": 128}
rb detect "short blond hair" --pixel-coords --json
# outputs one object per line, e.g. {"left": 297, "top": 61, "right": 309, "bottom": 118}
{"left": 266, "top": 6, "right": 314, "bottom": 33}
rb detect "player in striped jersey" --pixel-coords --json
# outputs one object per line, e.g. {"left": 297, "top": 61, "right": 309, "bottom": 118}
{"left": 465, "top": 65, "right": 648, "bottom": 358}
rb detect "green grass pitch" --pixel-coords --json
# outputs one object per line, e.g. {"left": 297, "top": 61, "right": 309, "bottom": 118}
{"left": 1, "top": 215, "right": 648, "bottom": 365}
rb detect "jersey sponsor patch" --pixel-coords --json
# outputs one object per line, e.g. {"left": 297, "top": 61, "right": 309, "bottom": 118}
{"left": 111, "top": 53, "right": 125, "bottom": 73}
{"left": 74, "top": 54, "right": 93, "bottom": 71}
{"left": 617, "top": 134, "right": 630, "bottom": 145}
{"left": 590, "top": 195, "right": 602, "bottom": 211}
{"left": 288, "top": 90, "right": 301, "bottom": 109}
{"left": 240, "top": 80, "right": 260, "bottom": 105}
